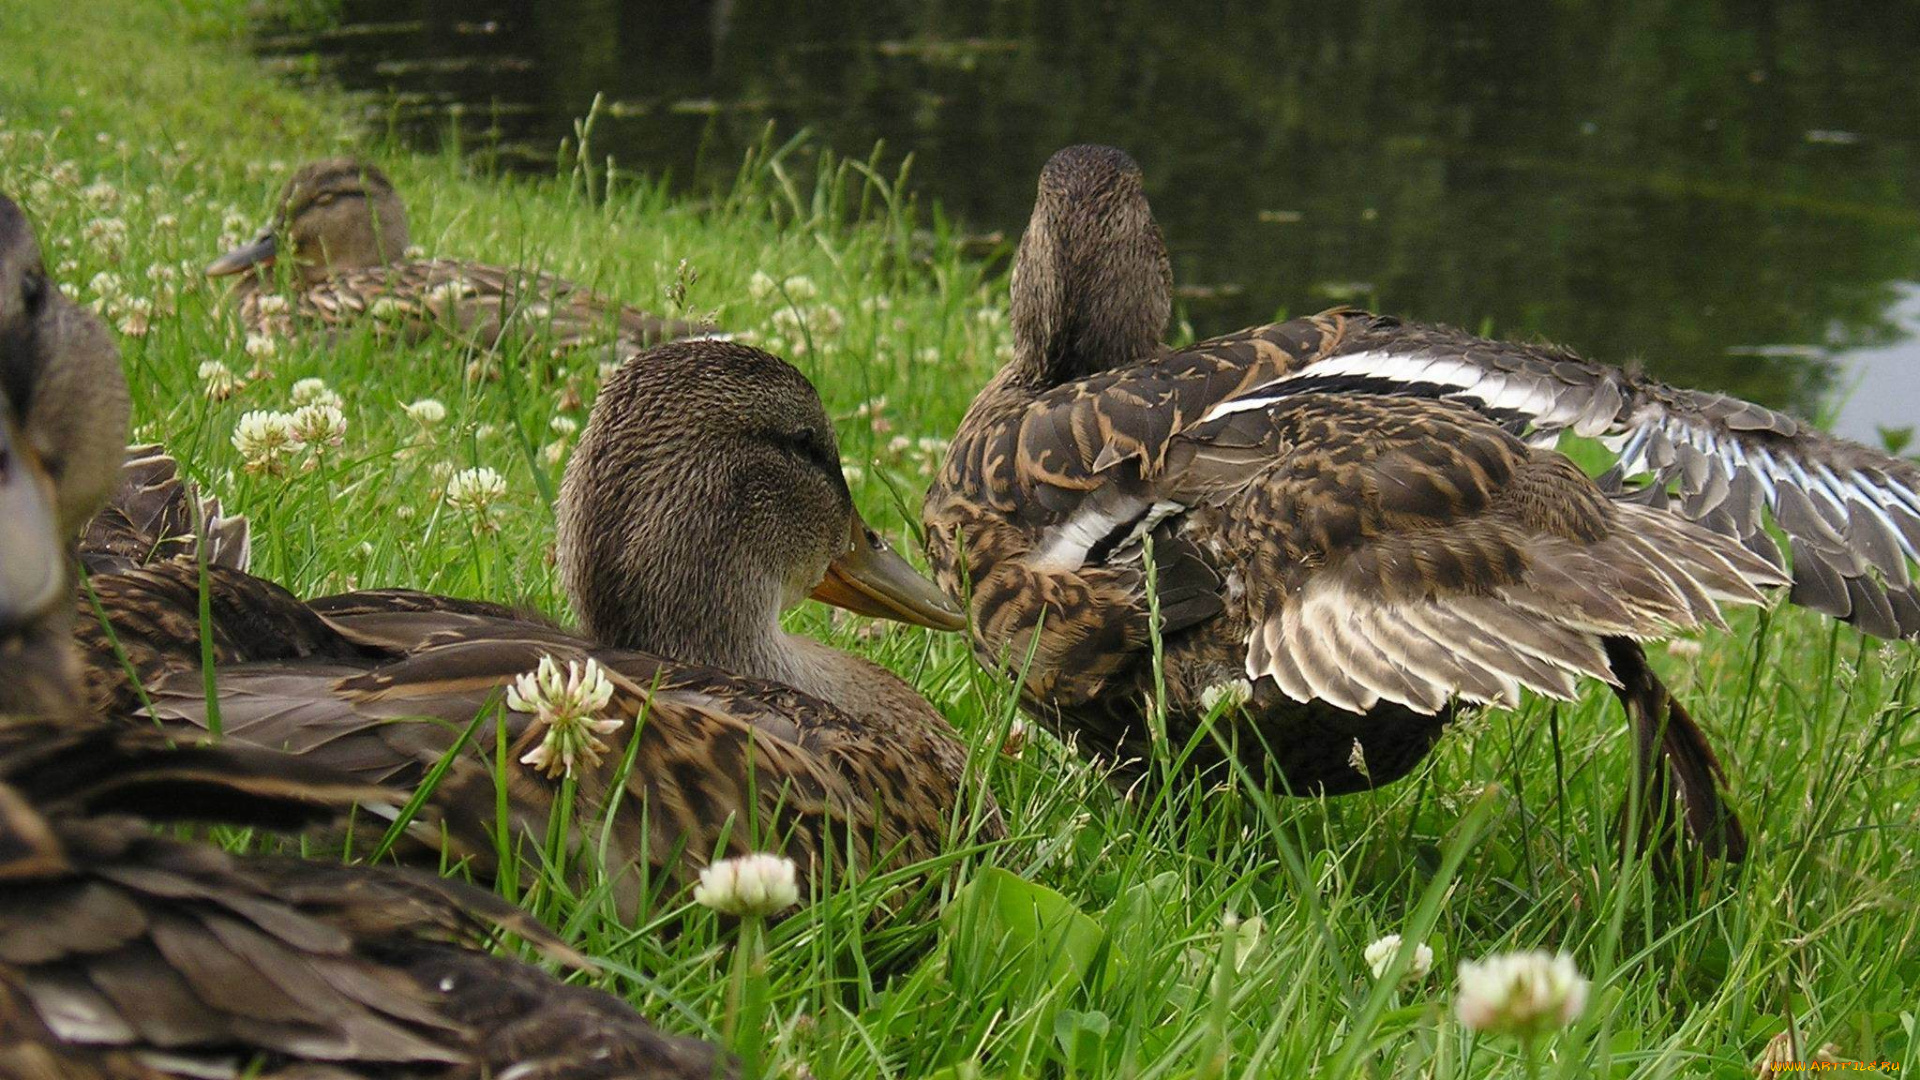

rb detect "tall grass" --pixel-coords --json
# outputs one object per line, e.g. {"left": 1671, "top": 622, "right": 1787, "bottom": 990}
{"left": 4, "top": 0, "right": 1917, "bottom": 1075}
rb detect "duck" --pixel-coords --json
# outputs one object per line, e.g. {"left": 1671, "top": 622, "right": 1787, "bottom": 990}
{"left": 926, "top": 145, "right": 1918, "bottom": 862}
{"left": 1, "top": 190, "right": 732, "bottom": 1079}
{"left": 74, "top": 337, "right": 998, "bottom": 913}
{"left": 206, "top": 158, "right": 710, "bottom": 363}
{"left": 0, "top": 720, "right": 735, "bottom": 1080}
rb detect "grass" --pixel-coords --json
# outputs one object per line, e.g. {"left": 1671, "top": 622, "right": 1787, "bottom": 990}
{"left": 5, "top": 1, "right": 1919, "bottom": 1077}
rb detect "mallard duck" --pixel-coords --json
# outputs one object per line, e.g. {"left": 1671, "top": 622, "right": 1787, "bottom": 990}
{"left": 75, "top": 338, "right": 997, "bottom": 912}
{"left": 0, "top": 720, "right": 733, "bottom": 1080}
{"left": 925, "top": 145, "right": 1918, "bottom": 860}
{"left": 2, "top": 192, "right": 731, "bottom": 1079}
{"left": 206, "top": 158, "right": 709, "bottom": 361}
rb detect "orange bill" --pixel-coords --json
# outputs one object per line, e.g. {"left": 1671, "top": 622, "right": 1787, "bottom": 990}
{"left": 810, "top": 511, "right": 965, "bottom": 631}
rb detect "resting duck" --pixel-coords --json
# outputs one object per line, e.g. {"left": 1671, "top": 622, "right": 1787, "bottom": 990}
{"left": 1, "top": 192, "right": 731, "bottom": 1080}
{"left": 207, "top": 158, "right": 708, "bottom": 361}
{"left": 925, "top": 145, "right": 1918, "bottom": 861}
{"left": 0, "top": 721, "right": 733, "bottom": 1080}
{"left": 76, "top": 339, "right": 998, "bottom": 912}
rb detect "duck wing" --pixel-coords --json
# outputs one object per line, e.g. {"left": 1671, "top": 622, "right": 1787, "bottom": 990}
{"left": 0, "top": 719, "right": 732, "bottom": 1079}
{"left": 1213, "top": 308, "right": 1920, "bottom": 640}
{"left": 926, "top": 322, "right": 1339, "bottom": 706}
{"left": 140, "top": 634, "right": 916, "bottom": 899}
{"left": 1173, "top": 389, "right": 1784, "bottom": 715}
{"left": 75, "top": 559, "right": 369, "bottom": 716}
{"left": 78, "top": 446, "right": 250, "bottom": 575}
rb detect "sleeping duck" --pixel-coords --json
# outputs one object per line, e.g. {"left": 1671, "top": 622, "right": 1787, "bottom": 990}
{"left": 74, "top": 337, "right": 999, "bottom": 913}
{"left": 925, "top": 145, "right": 1919, "bottom": 861}
{"left": 207, "top": 158, "right": 708, "bottom": 362}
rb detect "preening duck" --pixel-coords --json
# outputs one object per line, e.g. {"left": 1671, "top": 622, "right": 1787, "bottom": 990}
{"left": 75, "top": 338, "right": 997, "bottom": 913}
{"left": 207, "top": 158, "right": 708, "bottom": 361}
{"left": 924, "top": 145, "right": 1917, "bottom": 861}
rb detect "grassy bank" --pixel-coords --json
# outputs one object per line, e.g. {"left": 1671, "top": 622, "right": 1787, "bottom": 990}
{"left": 5, "top": 1, "right": 1918, "bottom": 1076}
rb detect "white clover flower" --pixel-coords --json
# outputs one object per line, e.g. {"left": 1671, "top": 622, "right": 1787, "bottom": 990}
{"left": 1365, "top": 934, "right": 1434, "bottom": 983}
{"left": 81, "top": 216, "right": 128, "bottom": 253}
{"left": 1667, "top": 637, "right": 1703, "bottom": 660}
{"left": 221, "top": 211, "right": 251, "bottom": 235}
{"left": 1455, "top": 950, "right": 1588, "bottom": 1037}
{"left": 404, "top": 398, "right": 448, "bottom": 426}
{"left": 289, "top": 377, "right": 343, "bottom": 410}
{"left": 781, "top": 275, "right": 818, "bottom": 301}
{"left": 368, "top": 296, "right": 407, "bottom": 321}
{"left": 747, "top": 270, "right": 778, "bottom": 301}
{"left": 694, "top": 853, "right": 801, "bottom": 917}
{"left": 289, "top": 402, "right": 347, "bottom": 450}
{"left": 548, "top": 415, "right": 579, "bottom": 437}
{"left": 403, "top": 243, "right": 426, "bottom": 260}
{"left": 770, "top": 306, "right": 805, "bottom": 337}
{"left": 153, "top": 212, "right": 178, "bottom": 232}
{"left": 541, "top": 440, "right": 568, "bottom": 467}
{"left": 975, "top": 306, "right": 1006, "bottom": 329}
{"left": 244, "top": 333, "right": 279, "bottom": 360}
{"left": 1199, "top": 679, "right": 1252, "bottom": 713}
{"left": 1000, "top": 716, "right": 1029, "bottom": 759}
{"left": 887, "top": 435, "right": 912, "bottom": 455}
{"left": 394, "top": 504, "right": 416, "bottom": 521}
{"left": 232, "top": 410, "right": 298, "bottom": 474}
{"left": 841, "top": 463, "right": 864, "bottom": 484}
{"left": 87, "top": 271, "right": 123, "bottom": 299}
{"left": 506, "top": 654, "right": 623, "bottom": 779}
{"left": 254, "top": 293, "right": 291, "bottom": 317}
{"left": 424, "top": 278, "right": 473, "bottom": 307}
{"left": 115, "top": 296, "right": 154, "bottom": 337}
{"left": 810, "top": 304, "right": 844, "bottom": 337}
{"left": 81, "top": 180, "right": 119, "bottom": 209}
{"left": 197, "top": 359, "right": 241, "bottom": 400}
{"left": 445, "top": 466, "right": 507, "bottom": 529}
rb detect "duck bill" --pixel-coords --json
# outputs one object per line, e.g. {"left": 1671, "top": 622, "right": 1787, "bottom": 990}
{"left": 810, "top": 514, "right": 965, "bottom": 631}
{"left": 206, "top": 227, "right": 278, "bottom": 277}
{"left": 0, "top": 420, "right": 64, "bottom": 634}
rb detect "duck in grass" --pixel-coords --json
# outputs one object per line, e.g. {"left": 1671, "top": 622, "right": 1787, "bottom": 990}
{"left": 73, "top": 334, "right": 998, "bottom": 913}
{"left": 1, "top": 190, "right": 732, "bottom": 1080}
{"left": 925, "top": 145, "right": 1920, "bottom": 864}
{"left": 207, "top": 158, "right": 710, "bottom": 364}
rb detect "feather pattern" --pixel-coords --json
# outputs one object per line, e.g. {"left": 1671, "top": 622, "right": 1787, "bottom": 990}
{"left": 1221, "top": 312, "right": 1920, "bottom": 639}
{"left": 0, "top": 720, "right": 732, "bottom": 1079}
{"left": 922, "top": 145, "right": 1848, "bottom": 865}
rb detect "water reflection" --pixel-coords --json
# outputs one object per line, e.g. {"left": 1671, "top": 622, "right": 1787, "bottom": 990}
{"left": 256, "top": 0, "right": 1920, "bottom": 431}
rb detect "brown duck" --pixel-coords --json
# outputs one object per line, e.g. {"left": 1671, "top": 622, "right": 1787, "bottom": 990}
{"left": 0, "top": 721, "right": 733, "bottom": 1080}
{"left": 76, "top": 340, "right": 998, "bottom": 913}
{"left": 206, "top": 158, "right": 708, "bottom": 361}
{"left": 2, "top": 190, "right": 731, "bottom": 1080}
{"left": 922, "top": 145, "right": 1920, "bottom": 861}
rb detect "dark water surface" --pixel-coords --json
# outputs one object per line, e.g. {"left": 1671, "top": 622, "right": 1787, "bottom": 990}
{"left": 255, "top": 0, "right": 1920, "bottom": 438}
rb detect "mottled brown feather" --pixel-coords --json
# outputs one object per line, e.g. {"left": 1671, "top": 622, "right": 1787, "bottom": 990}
{"left": 925, "top": 145, "right": 1815, "bottom": 864}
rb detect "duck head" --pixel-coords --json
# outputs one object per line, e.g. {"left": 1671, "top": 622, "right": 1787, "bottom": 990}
{"left": 558, "top": 339, "right": 962, "bottom": 679}
{"left": 0, "top": 194, "right": 129, "bottom": 716}
{"left": 1008, "top": 144, "right": 1172, "bottom": 388}
{"left": 207, "top": 159, "right": 410, "bottom": 288}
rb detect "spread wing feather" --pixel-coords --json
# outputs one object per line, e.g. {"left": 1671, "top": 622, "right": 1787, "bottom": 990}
{"left": 1215, "top": 310, "right": 1920, "bottom": 639}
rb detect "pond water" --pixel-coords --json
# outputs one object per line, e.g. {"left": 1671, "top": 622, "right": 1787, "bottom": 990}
{"left": 255, "top": 0, "right": 1919, "bottom": 441}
